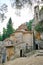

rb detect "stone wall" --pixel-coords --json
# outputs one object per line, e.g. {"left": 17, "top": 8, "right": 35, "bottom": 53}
{"left": 0, "top": 47, "right": 2, "bottom": 63}
{"left": 23, "top": 32, "right": 33, "bottom": 49}
{"left": 14, "top": 43, "right": 26, "bottom": 58}
{"left": 0, "top": 41, "right": 15, "bottom": 63}
{"left": 6, "top": 46, "right": 15, "bottom": 61}
{"left": 15, "top": 32, "right": 23, "bottom": 43}
{"left": 0, "top": 45, "right": 6, "bottom": 64}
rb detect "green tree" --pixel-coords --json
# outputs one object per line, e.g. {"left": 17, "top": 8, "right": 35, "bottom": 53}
{"left": 2, "top": 28, "right": 7, "bottom": 40}
{"left": 0, "top": 33, "right": 2, "bottom": 41}
{"left": 26, "top": 19, "right": 34, "bottom": 31}
{"left": 6, "top": 17, "right": 15, "bottom": 37}
{"left": 35, "top": 21, "right": 43, "bottom": 32}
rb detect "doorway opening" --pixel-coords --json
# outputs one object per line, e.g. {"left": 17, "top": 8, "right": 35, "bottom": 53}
{"left": 35, "top": 44, "right": 38, "bottom": 50}
{"left": 20, "top": 49, "right": 22, "bottom": 57}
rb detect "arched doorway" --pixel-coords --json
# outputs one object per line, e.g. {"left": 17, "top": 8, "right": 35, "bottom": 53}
{"left": 35, "top": 44, "right": 38, "bottom": 50}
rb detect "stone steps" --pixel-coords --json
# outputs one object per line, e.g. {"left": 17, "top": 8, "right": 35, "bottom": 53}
{"left": 35, "top": 50, "right": 43, "bottom": 56}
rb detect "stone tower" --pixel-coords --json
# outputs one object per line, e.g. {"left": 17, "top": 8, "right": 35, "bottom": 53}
{"left": 32, "top": 5, "right": 39, "bottom": 31}
{"left": 34, "top": 5, "right": 39, "bottom": 25}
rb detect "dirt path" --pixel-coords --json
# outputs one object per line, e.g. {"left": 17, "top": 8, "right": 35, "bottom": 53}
{"left": 4, "top": 56, "right": 43, "bottom": 65}
{"left": 4, "top": 50, "right": 43, "bottom": 65}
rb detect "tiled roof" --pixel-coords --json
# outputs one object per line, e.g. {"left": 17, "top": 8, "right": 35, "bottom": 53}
{"left": 16, "top": 23, "right": 28, "bottom": 31}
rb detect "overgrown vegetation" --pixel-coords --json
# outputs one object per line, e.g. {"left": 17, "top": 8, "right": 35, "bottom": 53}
{"left": 35, "top": 21, "right": 43, "bottom": 32}
{"left": 26, "top": 18, "right": 43, "bottom": 33}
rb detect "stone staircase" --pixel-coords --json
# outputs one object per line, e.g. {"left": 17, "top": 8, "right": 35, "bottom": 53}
{"left": 35, "top": 50, "right": 43, "bottom": 56}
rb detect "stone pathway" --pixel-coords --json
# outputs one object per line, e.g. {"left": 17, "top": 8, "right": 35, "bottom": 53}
{"left": 4, "top": 50, "right": 43, "bottom": 65}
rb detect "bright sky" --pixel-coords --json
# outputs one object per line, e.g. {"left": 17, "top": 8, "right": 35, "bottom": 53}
{"left": 0, "top": 0, "right": 34, "bottom": 34}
